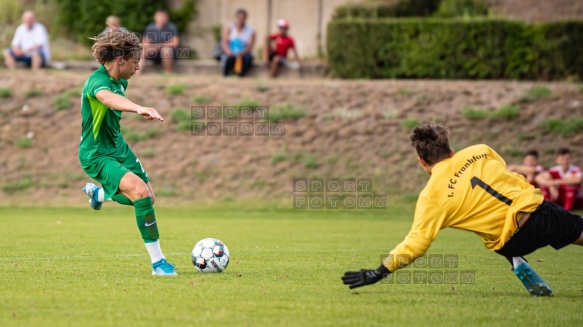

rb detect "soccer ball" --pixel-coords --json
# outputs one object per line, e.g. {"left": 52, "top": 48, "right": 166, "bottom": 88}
{"left": 191, "top": 238, "right": 230, "bottom": 273}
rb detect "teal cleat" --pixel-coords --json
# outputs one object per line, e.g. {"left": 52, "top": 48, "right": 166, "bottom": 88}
{"left": 83, "top": 183, "right": 102, "bottom": 210}
{"left": 514, "top": 262, "right": 553, "bottom": 296}
{"left": 152, "top": 259, "right": 178, "bottom": 276}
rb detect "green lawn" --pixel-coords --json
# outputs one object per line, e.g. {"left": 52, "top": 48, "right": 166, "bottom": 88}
{"left": 0, "top": 205, "right": 582, "bottom": 326}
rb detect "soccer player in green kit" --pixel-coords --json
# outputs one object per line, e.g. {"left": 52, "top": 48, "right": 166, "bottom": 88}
{"left": 79, "top": 30, "right": 177, "bottom": 276}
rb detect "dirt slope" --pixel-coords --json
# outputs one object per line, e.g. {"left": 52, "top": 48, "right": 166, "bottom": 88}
{"left": 0, "top": 70, "right": 582, "bottom": 205}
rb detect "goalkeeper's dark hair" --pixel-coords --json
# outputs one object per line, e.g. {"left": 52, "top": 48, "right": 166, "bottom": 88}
{"left": 410, "top": 124, "right": 451, "bottom": 165}
{"left": 90, "top": 29, "right": 142, "bottom": 64}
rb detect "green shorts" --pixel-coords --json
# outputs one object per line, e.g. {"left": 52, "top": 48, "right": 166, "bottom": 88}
{"left": 80, "top": 148, "right": 149, "bottom": 200}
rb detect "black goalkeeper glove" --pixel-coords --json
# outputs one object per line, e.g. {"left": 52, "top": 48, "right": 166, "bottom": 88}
{"left": 342, "top": 265, "right": 391, "bottom": 289}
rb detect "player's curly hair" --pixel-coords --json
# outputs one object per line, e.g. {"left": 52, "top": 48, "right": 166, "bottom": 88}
{"left": 410, "top": 124, "right": 451, "bottom": 165}
{"left": 90, "top": 29, "right": 142, "bottom": 64}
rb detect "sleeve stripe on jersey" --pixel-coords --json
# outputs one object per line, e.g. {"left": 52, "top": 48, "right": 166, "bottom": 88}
{"left": 94, "top": 86, "right": 111, "bottom": 93}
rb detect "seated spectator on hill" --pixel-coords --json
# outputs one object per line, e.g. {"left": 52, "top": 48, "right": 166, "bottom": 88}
{"left": 102, "top": 16, "right": 128, "bottom": 34}
{"left": 3, "top": 11, "right": 50, "bottom": 70}
{"left": 536, "top": 148, "right": 582, "bottom": 211}
{"left": 508, "top": 150, "right": 545, "bottom": 186}
{"left": 264, "top": 19, "right": 302, "bottom": 78}
{"left": 138, "top": 9, "right": 179, "bottom": 74}
{"left": 221, "top": 9, "right": 256, "bottom": 77}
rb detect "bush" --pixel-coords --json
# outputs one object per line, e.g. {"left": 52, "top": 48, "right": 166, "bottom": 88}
{"left": 238, "top": 98, "right": 260, "bottom": 109}
{"left": 334, "top": 0, "right": 441, "bottom": 19}
{"left": 192, "top": 95, "right": 212, "bottom": 104}
{"left": 0, "top": 88, "right": 12, "bottom": 98}
{"left": 518, "top": 86, "right": 552, "bottom": 103}
{"left": 52, "top": 94, "right": 73, "bottom": 111}
{"left": 24, "top": 88, "right": 43, "bottom": 98}
{"left": 304, "top": 156, "right": 320, "bottom": 170}
{"left": 539, "top": 118, "right": 583, "bottom": 136}
{"left": 400, "top": 119, "right": 420, "bottom": 130}
{"left": 434, "top": 0, "right": 489, "bottom": 18}
{"left": 265, "top": 104, "right": 305, "bottom": 123}
{"left": 124, "top": 127, "right": 161, "bottom": 142}
{"left": 327, "top": 18, "right": 583, "bottom": 80}
{"left": 167, "top": 83, "right": 187, "bottom": 95}
{"left": 256, "top": 84, "right": 270, "bottom": 93}
{"left": 491, "top": 105, "right": 519, "bottom": 120}
{"left": 65, "top": 88, "right": 82, "bottom": 97}
{"left": 139, "top": 147, "right": 156, "bottom": 158}
{"left": 2, "top": 176, "right": 34, "bottom": 193}
{"left": 462, "top": 107, "right": 489, "bottom": 120}
{"left": 170, "top": 108, "right": 191, "bottom": 122}
{"left": 54, "top": 0, "right": 197, "bottom": 45}
{"left": 14, "top": 138, "right": 33, "bottom": 148}
{"left": 177, "top": 120, "right": 206, "bottom": 131}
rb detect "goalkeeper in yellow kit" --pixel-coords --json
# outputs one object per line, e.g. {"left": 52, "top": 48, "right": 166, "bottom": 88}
{"left": 342, "top": 124, "right": 583, "bottom": 296}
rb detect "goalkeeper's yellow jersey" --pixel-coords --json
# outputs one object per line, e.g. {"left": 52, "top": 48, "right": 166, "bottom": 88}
{"left": 384, "top": 144, "right": 544, "bottom": 272}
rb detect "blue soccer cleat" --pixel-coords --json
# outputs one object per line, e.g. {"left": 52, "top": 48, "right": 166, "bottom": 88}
{"left": 83, "top": 182, "right": 102, "bottom": 210}
{"left": 152, "top": 259, "right": 178, "bottom": 276}
{"left": 514, "top": 262, "right": 553, "bottom": 296}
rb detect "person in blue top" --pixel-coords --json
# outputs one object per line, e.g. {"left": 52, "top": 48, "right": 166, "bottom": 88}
{"left": 220, "top": 9, "right": 256, "bottom": 77}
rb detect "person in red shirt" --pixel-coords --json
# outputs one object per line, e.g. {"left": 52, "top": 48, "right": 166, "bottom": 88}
{"left": 536, "top": 148, "right": 583, "bottom": 211}
{"left": 508, "top": 150, "right": 545, "bottom": 186}
{"left": 264, "top": 19, "right": 302, "bottom": 78}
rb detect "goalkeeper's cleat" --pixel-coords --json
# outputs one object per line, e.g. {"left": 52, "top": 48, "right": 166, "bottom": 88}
{"left": 83, "top": 182, "right": 102, "bottom": 210}
{"left": 514, "top": 262, "right": 553, "bottom": 296}
{"left": 152, "top": 259, "right": 178, "bottom": 276}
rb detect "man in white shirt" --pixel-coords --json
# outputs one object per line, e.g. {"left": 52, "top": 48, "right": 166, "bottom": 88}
{"left": 3, "top": 11, "right": 51, "bottom": 70}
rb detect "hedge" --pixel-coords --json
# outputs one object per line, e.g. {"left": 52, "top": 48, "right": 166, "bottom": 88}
{"left": 333, "top": 0, "right": 441, "bottom": 19}
{"left": 54, "top": 0, "right": 197, "bottom": 45}
{"left": 326, "top": 18, "right": 583, "bottom": 80}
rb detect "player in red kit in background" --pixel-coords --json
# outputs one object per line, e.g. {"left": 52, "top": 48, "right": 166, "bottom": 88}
{"left": 508, "top": 150, "right": 545, "bottom": 186}
{"left": 264, "top": 19, "right": 302, "bottom": 78}
{"left": 536, "top": 148, "right": 583, "bottom": 211}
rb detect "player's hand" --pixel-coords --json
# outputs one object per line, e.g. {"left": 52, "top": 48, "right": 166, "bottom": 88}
{"left": 342, "top": 265, "right": 390, "bottom": 289}
{"left": 136, "top": 106, "right": 164, "bottom": 121}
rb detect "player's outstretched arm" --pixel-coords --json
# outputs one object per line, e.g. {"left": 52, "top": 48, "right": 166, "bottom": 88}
{"left": 96, "top": 90, "right": 164, "bottom": 121}
{"left": 508, "top": 164, "right": 537, "bottom": 176}
{"left": 535, "top": 172, "right": 556, "bottom": 187}
{"left": 342, "top": 265, "right": 391, "bottom": 289}
{"left": 557, "top": 174, "right": 583, "bottom": 186}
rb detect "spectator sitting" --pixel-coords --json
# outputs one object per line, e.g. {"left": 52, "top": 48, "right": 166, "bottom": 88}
{"left": 3, "top": 11, "right": 50, "bottom": 70}
{"left": 264, "top": 19, "right": 302, "bottom": 78}
{"left": 221, "top": 8, "right": 256, "bottom": 77}
{"left": 102, "top": 15, "right": 128, "bottom": 34}
{"left": 138, "top": 8, "right": 179, "bottom": 74}
{"left": 508, "top": 149, "right": 545, "bottom": 186}
{"left": 536, "top": 148, "right": 583, "bottom": 211}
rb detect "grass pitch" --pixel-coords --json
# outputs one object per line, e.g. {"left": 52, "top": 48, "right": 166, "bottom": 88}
{"left": 1, "top": 205, "right": 582, "bottom": 326}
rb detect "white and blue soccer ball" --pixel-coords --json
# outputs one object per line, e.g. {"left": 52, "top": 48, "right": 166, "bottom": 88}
{"left": 191, "top": 238, "right": 230, "bottom": 273}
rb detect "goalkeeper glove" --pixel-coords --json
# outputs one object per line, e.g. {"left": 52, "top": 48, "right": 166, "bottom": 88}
{"left": 342, "top": 265, "right": 391, "bottom": 289}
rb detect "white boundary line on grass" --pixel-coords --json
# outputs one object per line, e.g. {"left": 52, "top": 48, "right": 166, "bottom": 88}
{"left": 0, "top": 252, "right": 189, "bottom": 261}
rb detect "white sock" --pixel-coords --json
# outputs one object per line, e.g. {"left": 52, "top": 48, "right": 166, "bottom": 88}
{"left": 97, "top": 188, "right": 105, "bottom": 202}
{"left": 512, "top": 257, "right": 527, "bottom": 268}
{"left": 145, "top": 240, "right": 165, "bottom": 263}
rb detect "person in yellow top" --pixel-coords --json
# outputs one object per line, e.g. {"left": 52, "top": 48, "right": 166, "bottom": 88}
{"left": 342, "top": 124, "right": 583, "bottom": 296}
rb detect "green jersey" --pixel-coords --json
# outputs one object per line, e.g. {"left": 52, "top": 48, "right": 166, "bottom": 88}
{"left": 79, "top": 65, "right": 130, "bottom": 162}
